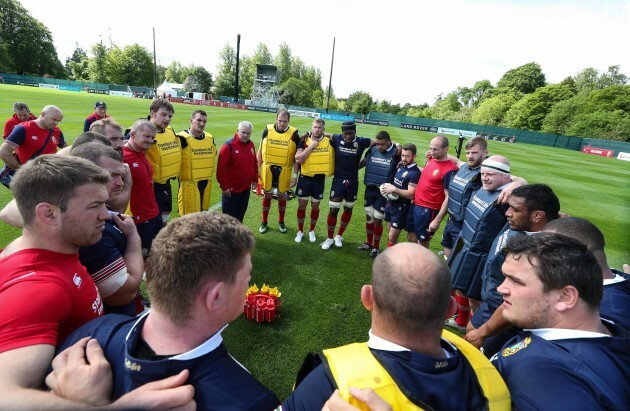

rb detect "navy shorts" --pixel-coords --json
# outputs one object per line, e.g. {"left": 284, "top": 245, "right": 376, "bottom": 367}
{"left": 296, "top": 175, "right": 325, "bottom": 200}
{"left": 410, "top": 205, "right": 439, "bottom": 242}
{"left": 441, "top": 218, "right": 463, "bottom": 248}
{"left": 364, "top": 186, "right": 386, "bottom": 213}
{"left": 384, "top": 202, "right": 412, "bottom": 230}
{"left": 154, "top": 180, "right": 173, "bottom": 214}
{"left": 329, "top": 177, "right": 359, "bottom": 202}
{"left": 135, "top": 214, "right": 163, "bottom": 252}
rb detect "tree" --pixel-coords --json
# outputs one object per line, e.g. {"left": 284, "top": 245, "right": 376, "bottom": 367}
{"left": 471, "top": 80, "right": 494, "bottom": 107}
{"left": 183, "top": 66, "right": 213, "bottom": 93}
{"left": 277, "top": 78, "right": 313, "bottom": 106}
{"left": 567, "top": 110, "right": 630, "bottom": 141}
{"left": 275, "top": 43, "right": 292, "bottom": 84}
{"left": 155, "top": 64, "right": 167, "bottom": 85}
{"left": 496, "top": 62, "right": 546, "bottom": 95}
{"left": 165, "top": 61, "right": 191, "bottom": 83}
{"left": 0, "top": 40, "right": 12, "bottom": 72}
{"left": 213, "top": 44, "right": 237, "bottom": 97}
{"left": 432, "top": 92, "right": 461, "bottom": 120}
{"left": 345, "top": 91, "right": 374, "bottom": 115}
{"left": 88, "top": 40, "right": 109, "bottom": 83}
{"left": 65, "top": 44, "right": 89, "bottom": 80}
{"left": 542, "top": 85, "right": 630, "bottom": 137}
{"left": 598, "top": 65, "right": 628, "bottom": 89}
{"left": 105, "top": 43, "right": 153, "bottom": 86}
{"left": 0, "top": 0, "right": 66, "bottom": 77}
{"left": 471, "top": 93, "right": 519, "bottom": 125}
{"left": 502, "top": 83, "right": 575, "bottom": 130}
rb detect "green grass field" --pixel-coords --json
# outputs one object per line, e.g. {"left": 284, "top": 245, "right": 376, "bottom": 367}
{"left": 1, "top": 85, "right": 629, "bottom": 400}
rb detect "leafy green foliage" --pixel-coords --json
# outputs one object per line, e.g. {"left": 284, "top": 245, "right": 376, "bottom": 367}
{"left": 0, "top": 0, "right": 66, "bottom": 77}
{"left": 497, "top": 62, "right": 546, "bottom": 95}
{"left": 183, "top": 66, "right": 213, "bottom": 93}
{"left": 502, "top": 83, "right": 575, "bottom": 131}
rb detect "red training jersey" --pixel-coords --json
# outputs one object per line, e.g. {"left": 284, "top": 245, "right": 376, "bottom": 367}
{"left": 0, "top": 249, "right": 103, "bottom": 353}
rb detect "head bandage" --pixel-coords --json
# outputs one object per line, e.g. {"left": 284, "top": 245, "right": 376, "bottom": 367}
{"left": 481, "top": 159, "right": 510, "bottom": 175}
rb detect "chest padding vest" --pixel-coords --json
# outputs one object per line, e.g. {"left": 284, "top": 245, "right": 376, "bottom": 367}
{"left": 320, "top": 332, "right": 510, "bottom": 411}
{"left": 301, "top": 137, "right": 335, "bottom": 177}
{"left": 449, "top": 189, "right": 507, "bottom": 299}
{"left": 146, "top": 126, "right": 181, "bottom": 183}
{"left": 447, "top": 166, "right": 481, "bottom": 223}
{"left": 178, "top": 131, "right": 216, "bottom": 181}
{"left": 364, "top": 146, "right": 396, "bottom": 186}
{"left": 261, "top": 125, "right": 297, "bottom": 167}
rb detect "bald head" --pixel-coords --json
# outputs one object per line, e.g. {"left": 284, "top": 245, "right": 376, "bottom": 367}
{"left": 371, "top": 243, "right": 452, "bottom": 334}
{"left": 38, "top": 105, "right": 63, "bottom": 130}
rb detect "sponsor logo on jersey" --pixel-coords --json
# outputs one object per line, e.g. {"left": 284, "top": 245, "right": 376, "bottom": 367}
{"left": 402, "top": 171, "right": 408, "bottom": 178}
{"left": 73, "top": 273, "right": 82, "bottom": 287}
{"left": 125, "top": 358, "right": 142, "bottom": 371}
{"left": 501, "top": 336, "right": 532, "bottom": 357}
{"left": 132, "top": 162, "right": 139, "bottom": 168}
{"left": 434, "top": 360, "right": 448, "bottom": 369}
{"left": 432, "top": 169, "right": 440, "bottom": 177}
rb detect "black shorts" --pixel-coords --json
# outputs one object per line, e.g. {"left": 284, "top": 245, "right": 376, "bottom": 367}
{"left": 385, "top": 202, "right": 412, "bottom": 230}
{"left": 364, "top": 186, "right": 386, "bottom": 213}
{"left": 135, "top": 214, "right": 163, "bottom": 252}
{"left": 409, "top": 205, "right": 439, "bottom": 242}
{"left": 296, "top": 174, "right": 325, "bottom": 200}
{"left": 441, "top": 218, "right": 463, "bottom": 248}
{"left": 154, "top": 180, "right": 173, "bottom": 214}
{"left": 329, "top": 177, "right": 359, "bottom": 202}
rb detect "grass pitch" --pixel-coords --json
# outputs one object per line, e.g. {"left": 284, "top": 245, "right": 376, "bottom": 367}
{"left": 1, "top": 85, "right": 629, "bottom": 399}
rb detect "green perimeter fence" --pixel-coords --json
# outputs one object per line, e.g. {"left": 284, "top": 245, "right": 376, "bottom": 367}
{"left": 2, "top": 72, "right": 628, "bottom": 154}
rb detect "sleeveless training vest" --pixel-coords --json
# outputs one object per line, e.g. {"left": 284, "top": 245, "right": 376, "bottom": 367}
{"left": 178, "top": 131, "right": 216, "bottom": 181}
{"left": 447, "top": 165, "right": 481, "bottom": 222}
{"left": 301, "top": 137, "right": 335, "bottom": 177}
{"left": 322, "top": 331, "right": 510, "bottom": 411}
{"left": 460, "top": 189, "right": 507, "bottom": 251}
{"left": 364, "top": 145, "right": 397, "bottom": 186}
{"left": 261, "top": 125, "right": 297, "bottom": 167}
{"left": 449, "top": 188, "right": 508, "bottom": 299}
{"left": 146, "top": 126, "right": 181, "bottom": 183}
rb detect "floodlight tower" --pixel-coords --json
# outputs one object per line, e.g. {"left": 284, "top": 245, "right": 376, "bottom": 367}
{"left": 251, "top": 64, "right": 279, "bottom": 106}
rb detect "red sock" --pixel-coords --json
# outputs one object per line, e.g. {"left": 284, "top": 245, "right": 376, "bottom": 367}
{"left": 338, "top": 210, "right": 352, "bottom": 236}
{"left": 387, "top": 240, "right": 394, "bottom": 247}
{"left": 278, "top": 197, "right": 287, "bottom": 223}
{"left": 310, "top": 209, "right": 320, "bottom": 232}
{"left": 327, "top": 214, "right": 337, "bottom": 239}
{"left": 297, "top": 209, "right": 306, "bottom": 232}
{"left": 366, "top": 222, "right": 374, "bottom": 245}
{"left": 455, "top": 294, "right": 470, "bottom": 326}
{"left": 373, "top": 224, "right": 383, "bottom": 249}
{"left": 262, "top": 198, "right": 271, "bottom": 223}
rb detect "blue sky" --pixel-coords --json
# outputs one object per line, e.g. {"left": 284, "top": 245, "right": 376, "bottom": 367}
{"left": 18, "top": 0, "right": 630, "bottom": 105}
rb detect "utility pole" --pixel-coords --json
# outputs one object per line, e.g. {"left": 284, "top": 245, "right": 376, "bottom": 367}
{"left": 326, "top": 37, "right": 335, "bottom": 113}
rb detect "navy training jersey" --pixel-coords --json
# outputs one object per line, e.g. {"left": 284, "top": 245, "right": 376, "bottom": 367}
{"left": 330, "top": 134, "right": 371, "bottom": 180}
{"left": 59, "top": 313, "right": 280, "bottom": 411}
{"left": 601, "top": 271, "right": 630, "bottom": 330}
{"left": 493, "top": 326, "right": 630, "bottom": 410}
{"left": 390, "top": 162, "right": 421, "bottom": 205}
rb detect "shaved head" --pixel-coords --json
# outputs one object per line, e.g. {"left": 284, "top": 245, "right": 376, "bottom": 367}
{"left": 371, "top": 243, "right": 452, "bottom": 334}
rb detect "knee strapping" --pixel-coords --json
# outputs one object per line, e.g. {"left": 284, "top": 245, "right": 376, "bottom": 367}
{"left": 329, "top": 200, "right": 342, "bottom": 209}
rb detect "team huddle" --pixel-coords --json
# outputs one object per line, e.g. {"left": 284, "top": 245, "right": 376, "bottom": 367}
{"left": 0, "top": 100, "right": 628, "bottom": 410}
